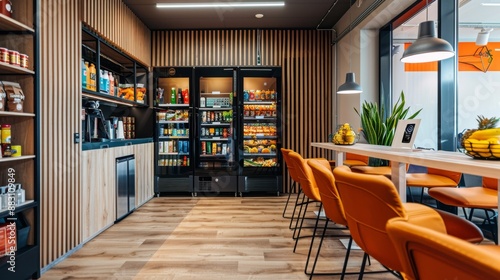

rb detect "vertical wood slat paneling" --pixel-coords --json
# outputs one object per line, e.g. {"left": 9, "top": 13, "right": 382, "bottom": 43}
{"left": 80, "top": 0, "right": 151, "bottom": 66}
{"left": 151, "top": 29, "right": 333, "bottom": 193}
{"left": 40, "top": 0, "right": 81, "bottom": 268}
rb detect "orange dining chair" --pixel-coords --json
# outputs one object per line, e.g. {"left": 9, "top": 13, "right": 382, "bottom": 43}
{"left": 281, "top": 148, "right": 301, "bottom": 220}
{"left": 387, "top": 217, "right": 500, "bottom": 280}
{"left": 287, "top": 152, "right": 327, "bottom": 252}
{"left": 405, "top": 167, "right": 462, "bottom": 204}
{"left": 328, "top": 153, "right": 369, "bottom": 168}
{"left": 428, "top": 176, "right": 498, "bottom": 243}
{"left": 332, "top": 165, "right": 484, "bottom": 279}
{"left": 306, "top": 159, "right": 352, "bottom": 278}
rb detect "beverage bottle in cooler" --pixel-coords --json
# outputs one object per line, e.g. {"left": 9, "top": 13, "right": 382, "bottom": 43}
{"left": 182, "top": 89, "right": 189, "bottom": 104}
{"left": 109, "top": 71, "right": 115, "bottom": 96}
{"left": 89, "top": 63, "right": 96, "bottom": 91}
{"left": 99, "top": 69, "right": 104, "bottom": 92}
{"left": 177, "top": 88, "right": 183, "bottom": 104}
{"left": 170, "top": 87, "right": 176, "bottom": 104}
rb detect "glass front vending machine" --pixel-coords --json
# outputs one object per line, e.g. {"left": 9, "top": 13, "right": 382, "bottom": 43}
{"left": 154, "top": 67, "right": 194, "bottom": 195}
{"left": 237, "top": 67, "right": 282, "bottom": 196}
{"left": 194, "top": 67, "right": 239, "bottom": 196}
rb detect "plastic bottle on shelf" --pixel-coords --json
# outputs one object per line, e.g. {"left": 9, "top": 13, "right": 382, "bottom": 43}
{"left": 170, "top": 87, "right": 176, "bottom": 104}
{"left": 89, "top": 63, "right": 96, "bottom": 91}
{"left": 99, "top": 69, "right": 105, "bottom": 93}
{"left": 82, "top": 59, "right": 87, "bottom": 89}
{"left": 109, "top": 72, "right": 115, "bottom": 96}
{"left": 16, "top": 184, "right": 25, "bottom": 205}
{"left": 102, "top": 70, "right": 109, "bottom": 94}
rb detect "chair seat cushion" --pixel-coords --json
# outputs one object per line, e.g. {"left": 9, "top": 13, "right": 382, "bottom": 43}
{"left": 428, "top": 187, "right": 498, "bottom": 209}
{"left": 406, "top": 173, "right": 458, "bottom": 188}
{"left": 350, "top": 166, "right": 392, "bottom": 176}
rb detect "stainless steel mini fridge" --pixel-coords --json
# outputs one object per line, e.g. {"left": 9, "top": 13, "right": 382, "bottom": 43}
{"left": 116, "top": 155, "right": 135, "bottom": 221}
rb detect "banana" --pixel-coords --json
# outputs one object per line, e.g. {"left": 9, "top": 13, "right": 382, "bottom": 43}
{"left": 468, "top": 128, "right": 500, "bottom": 140}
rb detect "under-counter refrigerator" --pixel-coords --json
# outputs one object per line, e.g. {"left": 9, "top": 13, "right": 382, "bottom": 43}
{"left": 154, "top": 67, "right": 194, "bottom": 194}
{"left": 237, "top": 67, "right": 282, "bottom": 195}
{"left": 194, "top": 67, "right": 238, "bottom": 196}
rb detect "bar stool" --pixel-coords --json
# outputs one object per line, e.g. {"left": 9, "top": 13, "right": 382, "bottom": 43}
{"left": 405, "top": 167, "right": 462, "bottom": 204}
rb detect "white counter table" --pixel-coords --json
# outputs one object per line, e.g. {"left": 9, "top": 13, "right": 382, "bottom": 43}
{"left": 311, "top": 142, "right": 500, "bottom": 241}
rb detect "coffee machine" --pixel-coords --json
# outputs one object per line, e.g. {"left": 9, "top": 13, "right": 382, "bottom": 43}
{"left": 83, "top": 100, "right": 110, "bottom": 142}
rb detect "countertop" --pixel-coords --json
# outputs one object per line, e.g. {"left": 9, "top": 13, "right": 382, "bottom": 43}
{"left": 82, "top": 138, "right": 154, "bottom": 151}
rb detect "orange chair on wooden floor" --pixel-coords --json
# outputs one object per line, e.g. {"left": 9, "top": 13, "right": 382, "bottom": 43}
{"left": 429, "top": 176, "right": 498, "bottom": 243}
{"left": 328, "top": 153, "right": 369, "bottom": 168}
{"left": 306, "top": 159, "right": 352, "bottom": 278}
{"left": 281, "top": 148, "right": 301, "bottom": 220}
{"left": 405, "top": 167, "right": 462, "bottom": 203}
{"left": 387, "top": 217, "right": 500, "bottom": 280}
{"left": 332, "top": 165, "right": 484, "bottom": 279}
{"left": 287, "top": 151, "right": 326, "bottom": 252}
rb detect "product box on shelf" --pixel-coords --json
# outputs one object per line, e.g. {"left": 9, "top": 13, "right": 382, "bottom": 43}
{"left": 2, "top": 81, "right": 24, "bottom": 112}
{"left": 0, "top": 222, "right": 16, "bottom": 256}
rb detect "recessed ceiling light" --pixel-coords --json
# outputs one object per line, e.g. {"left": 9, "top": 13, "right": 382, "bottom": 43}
{"left": 156, "top": 2, "right": 285, "bottom": 8}
{"left": 255, "top": 14, "right": 264, "bottom": 19}
{"left": 481, "top": 2, "right": 500, "bottom": 6}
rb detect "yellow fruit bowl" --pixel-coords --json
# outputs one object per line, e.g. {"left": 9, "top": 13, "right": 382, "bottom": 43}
{"left": 462, "top": 138, "right": 500, "bottom": 160}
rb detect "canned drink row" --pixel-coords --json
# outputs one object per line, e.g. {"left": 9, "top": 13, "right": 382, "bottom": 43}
{"left": 200, "top": 141, "right": 230, "bottom": 155}
{"left": 200, "top": 127, "right": 229, "bottom": 138}
{"left": 158, "top": 155, "right": 189, "bottom": 167}
{"left": 201, "top": 110, "right": 232, "bottom": 123}
{"left": 159, "top": 140, "right": 189, "bottom": 154}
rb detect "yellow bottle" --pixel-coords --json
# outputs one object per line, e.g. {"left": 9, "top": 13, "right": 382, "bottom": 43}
{"left": 84, "top": 61, "right": 90, "bottom": 90}
{"left": 89, "top": 63, "right": 96, "bottom": 91}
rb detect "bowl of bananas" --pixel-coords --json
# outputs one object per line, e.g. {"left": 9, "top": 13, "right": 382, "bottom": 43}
{"left": 332, "top": 123, "right": 358, "bottom": 145}
{"left": 461, "top": 116, "right": 500, "bottom": 160}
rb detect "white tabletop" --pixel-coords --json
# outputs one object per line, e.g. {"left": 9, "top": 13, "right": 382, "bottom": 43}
{"left": 311, "top": 142, "right": 500, "bottom": 243}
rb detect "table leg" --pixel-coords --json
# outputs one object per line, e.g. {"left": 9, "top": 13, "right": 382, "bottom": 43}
{"left": 391, "top": 161, "right": 407, "bottom": 202}
{"left": 335, "top": 151, "right": 344, "bottom": 167}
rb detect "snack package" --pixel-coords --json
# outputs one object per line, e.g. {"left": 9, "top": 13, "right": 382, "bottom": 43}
{"left": 3, "top": 81, "right": 24, "bottom": 112}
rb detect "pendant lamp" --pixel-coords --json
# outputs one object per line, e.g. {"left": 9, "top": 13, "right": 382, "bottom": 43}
{"left": 337, "top": 73, "right": 362, "bottom": 94}
{"left": 337, "top": 1, "right": 362, "bottom": 94}
{"left": 400, "top": 1, "right": 454, "bottom": 63}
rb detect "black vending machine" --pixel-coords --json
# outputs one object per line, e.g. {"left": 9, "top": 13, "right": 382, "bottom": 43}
{"left": 154, "top": 67, "right": 194, "bottom": 194}
{"left": 194, "top": 67, "right": 238, "bottom": 196}
{"left": 237, "top": 67, "right": 282, "bottom": 195}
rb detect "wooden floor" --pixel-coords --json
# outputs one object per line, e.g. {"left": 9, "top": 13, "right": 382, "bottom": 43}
{"left": 41, "top": 195, "right": 398, "bottom": 280}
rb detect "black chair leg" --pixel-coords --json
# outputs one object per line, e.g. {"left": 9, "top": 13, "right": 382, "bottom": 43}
{"left": 358, "top": 252, "right": 369, "bottom": 280}
{"left": 282, "top": 181, "right": 296, "bottom": 218}
{"left": 340, "top": 236, "right": 353, "bottom": 280}
{"left": 305, "top": 204, "right": 324, "bottom": 276}
{"left": 293, "top": 198, "right": 310, "bottom": 252}
{"left": 289, "top": 188, "right": 303, "bottom": 230}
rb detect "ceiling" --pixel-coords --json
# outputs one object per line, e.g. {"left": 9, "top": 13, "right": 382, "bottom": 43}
{"left": 123, "top": 0, "right": 356, "bottom": 30}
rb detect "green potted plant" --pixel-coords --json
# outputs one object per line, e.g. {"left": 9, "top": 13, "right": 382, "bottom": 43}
{"left": 354, "top": 91, "right": 422, "bottom": 166}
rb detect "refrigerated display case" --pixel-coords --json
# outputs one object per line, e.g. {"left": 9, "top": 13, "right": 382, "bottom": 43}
{"left": 238, "top": 67, "right": 282, "bottom": 195}
{"left": 154, "top": 67, "right": 194, "bottom": 194}
{"left": 194, "top": 67, "right": 238, "bottom": 195}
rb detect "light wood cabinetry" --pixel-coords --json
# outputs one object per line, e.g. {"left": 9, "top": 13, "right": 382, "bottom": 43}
{"left": 81, "top": 143, "right": 153, "bottom": 242}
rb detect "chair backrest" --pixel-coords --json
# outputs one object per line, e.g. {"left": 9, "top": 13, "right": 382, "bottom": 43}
{"left": 427, "top": 167, "right": 462, "bottom": 184}
{"left": 307, "top": 159, "right": 347, "bottom": 226}
{"left": 387, "top": 217, "right": 500, "bottom": 280}
{"left": 333, "top": 165, "right": 407, "bottom": 271}
{"left": 482, "top": 177, "right": 498, "bottom": 191}
{"left": 281, "top": 148, "right": 301, "bottom": 183}
{"left": 287, "top": 151, "right": 322, "bottom": 201}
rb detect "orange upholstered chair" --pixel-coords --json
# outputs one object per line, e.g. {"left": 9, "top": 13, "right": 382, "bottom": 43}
{"left": 281, "top": 148, "right": 301, "bottom": 220}
{"left": 306, "top": 159, "right": 352, "bottom": 277}
{"left": 287, "top": 152, "right": 327, "bottom": 252}
{"left": 405, "top": 167, "right": 462, "bottom": 203}
{"left": 332, "top": 165, "right": 484, "bottom": 278}
{"left": 428, "top": 177, "right": 498, "bottom": 243}
{"left": 387, "top": 217, "right": 500, "bottom": 280}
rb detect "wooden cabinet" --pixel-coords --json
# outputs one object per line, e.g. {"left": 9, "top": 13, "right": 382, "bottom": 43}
{"left": 0, "top": 0, "right": 39, "bottom": 279}
{"left": 81, "top": 143, "right": 153, "bottom": 242}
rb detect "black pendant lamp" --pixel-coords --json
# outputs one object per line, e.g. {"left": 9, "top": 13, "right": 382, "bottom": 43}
{"left": 400, "top": 0, "right": 454, "bottom": 63}
{"left": 337, "top": 0, "right": 362, "bottom": 94}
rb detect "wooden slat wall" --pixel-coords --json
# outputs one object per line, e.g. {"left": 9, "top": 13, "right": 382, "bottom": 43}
{"left": 39, "top": 0, "right": 153, "bottom": 270}
{"left": 81, "top": 0, "right": 151, "bottom": 66}
{"left": 152, "top": 29, "right": 334, "bottom": 193}
{"left": 39, "top": 0, "right": 81, "bottom": 269}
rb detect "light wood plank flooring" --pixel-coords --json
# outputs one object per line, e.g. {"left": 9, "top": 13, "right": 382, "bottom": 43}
{"left": 41, "top": 195, "right": 397, "bottom": 279}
